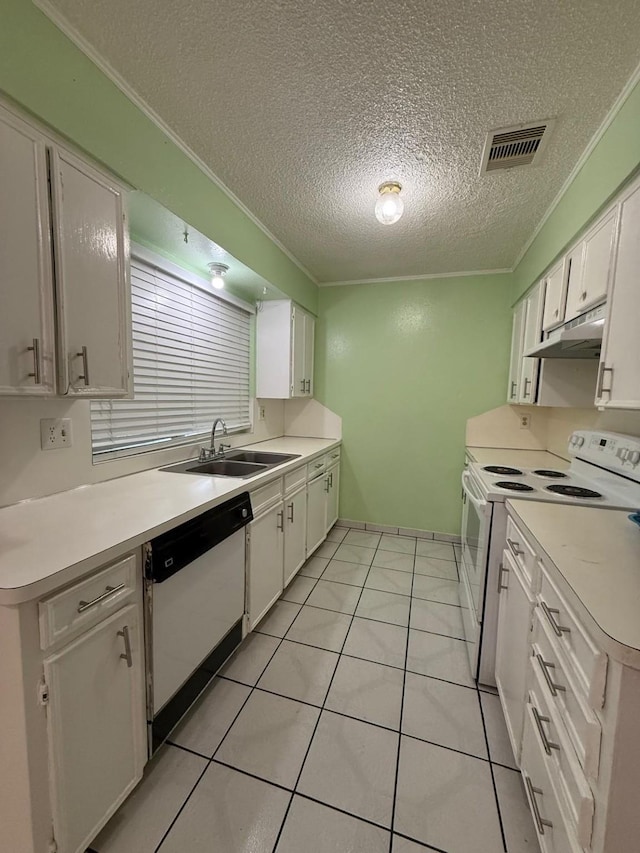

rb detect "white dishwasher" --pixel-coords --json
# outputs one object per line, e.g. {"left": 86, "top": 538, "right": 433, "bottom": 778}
{"left": 143, "top": 492, "right": 252, "bottom": 754}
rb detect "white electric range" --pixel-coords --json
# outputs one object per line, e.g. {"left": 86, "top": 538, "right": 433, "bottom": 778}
{"left": 459, "top": 430, "right": 640, "bottom": 685}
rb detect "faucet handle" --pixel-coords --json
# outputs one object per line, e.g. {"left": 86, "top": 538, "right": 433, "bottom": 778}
{"left": 198, "top": 446, "right": 215, "bottom": 462}
{"left": 218, "top": 443, "right": 231, "bottom": 457}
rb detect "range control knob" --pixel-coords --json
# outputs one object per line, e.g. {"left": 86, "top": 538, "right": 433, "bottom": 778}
{"left": 616, "top": 447, "right": 628, "bottom": 461}
{"left": 574, "top": 435, "right": 585, "bottom": 448}
{"left": 629, "top": 450, "right": 640, "bottom": 465}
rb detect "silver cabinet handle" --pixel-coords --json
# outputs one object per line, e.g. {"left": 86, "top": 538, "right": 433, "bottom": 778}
{"left": 523, "top": 377, "right": 531, "bottom": 398}
{"left": 277, "top": 510, "right": 284, "bottom": 531}
{"left": 535, "top": 653, "right": 566, "bottom": 697}
{"left": 314, "top": 462, "right": 323, "bottom": 469}
{"left": 596, "top": 364, "right": 614, "bottom": 399}
{"left": 27, "top": 338, "right": 41, "bottom": 384}
{"left": 287, "top": 502, "right": 294, "bottom": 523}
{"left": 300, "top": 379, "right": 306, "bottom": 392}
{"left": 305, "top": 379, "right": 311, "bottom": 393}
{"left": 497, "top": 563, "right": 509, "bottom": 593}
{"left": 540, "top": 601, "right": 570, "bottom": 637}
{"left": 324, "top": 477, "right": 330, "bottom": 493}
{"left": 507, "top": 537, "right": 523, "bottom": 557}
{"left": 77, "top": 583, "right": 125, "bottom": 613}
{"left": 117, "top": 625, "right": 133, "bottom": 668}
{"left": 510, "top": 380, "right": 517, "bottom": 399}
{"left": 524, "top": 775, "right": 553, "bottom": 834}
{"left": 531, "top": 706, "right": 560, "bottom": 755}
{"left": 76, "top": 345, "right": 90, "bottom": 386}
{"left": 329, "top": 472, "right": 333, "bottom": 488}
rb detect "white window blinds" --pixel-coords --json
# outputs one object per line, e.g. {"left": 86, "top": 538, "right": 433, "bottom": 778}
{"left": 91, "top": 254, "right": 252, "bottom": 459}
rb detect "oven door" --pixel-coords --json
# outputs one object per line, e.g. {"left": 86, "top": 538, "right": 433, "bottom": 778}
{"left": 459, "top": 469, "right": 491, "bottom": 677}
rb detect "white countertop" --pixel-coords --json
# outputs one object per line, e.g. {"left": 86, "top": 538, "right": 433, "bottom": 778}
{"left": 0, "top": 437, "right": 339, "bottom": 605}
{"left": 507, "top": 500, "right": 640, "bottom": 664}
{"left": 467, "top": 447, "right": 570, "bottom": 469}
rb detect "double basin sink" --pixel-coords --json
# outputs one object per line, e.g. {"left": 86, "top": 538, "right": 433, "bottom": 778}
{"left": 161, "top": 449, "right": 301, "bottom": 479}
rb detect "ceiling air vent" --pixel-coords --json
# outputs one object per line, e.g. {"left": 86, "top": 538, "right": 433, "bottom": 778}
{"left": 480, "top": 120, "right": 555, "bottom": 174}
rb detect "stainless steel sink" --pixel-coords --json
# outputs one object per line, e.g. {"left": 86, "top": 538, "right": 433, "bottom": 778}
{"left": 160, "top": 449, "right": 300, "bottom": 478}
{"left": 225, "top": 450, "right": 299, "bottom": 465}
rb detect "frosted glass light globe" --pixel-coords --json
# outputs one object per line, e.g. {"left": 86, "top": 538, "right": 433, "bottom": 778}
{"left": 374, "top": 184, "right": 404, "bottom": 225}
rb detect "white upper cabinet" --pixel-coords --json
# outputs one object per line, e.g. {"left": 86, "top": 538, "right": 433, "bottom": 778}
{"left": 596, "top": 182, "right": 640, "bottom": 409}
{"left": 542, "top": 259, "right": 567, "bottom": 331}
{"left": 0, "top": 105, "right": 55, "bottom": 395}
{"left": 50, "top": 149, "right": 131, "bottom": 397}
{"left": 518, "top": 282, "right": 544, "bottom": 404}
{"left": 507, "top": 299, "right": 526, "bottom": 403}
{"left": 565, "top": 208, "right": 617, "bottom": 322}
{"left": 256, "top": 299, "right": 315, "bottom": 399}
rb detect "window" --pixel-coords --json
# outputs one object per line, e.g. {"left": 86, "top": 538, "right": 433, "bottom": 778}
{"left": 91, "top": 250, "right": 252, "bottom": 460}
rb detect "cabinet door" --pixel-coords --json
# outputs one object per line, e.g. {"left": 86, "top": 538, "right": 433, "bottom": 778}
{"left": 519, "top": 283, "right": 544, "bottom": 404}
{"left": 50, "top": 148, "right": 131, "bottom": 397}
{"left": 326, "top": 464, "right": 340, "bottom": 531}
{"left": 566, "top": 209, "right": 616, "bottom": 321}
{"left": 542, "top": 260, "right": 567, "bottom": 331}
{"left": 304, "top": 313, "right": 315, "bottom": 396}
{"left": 507, "top": 300, "right": 526, "bottom": 402}
{"left": 247, "top": 503, "right": 285, "bottom": 629}
{"left": 495, "top": 549, "right": 535, "bottom": 764}
{"left": 596, "top": 186, "right": 640, "bottom": 409}
{"left": 307, "top": 474, "right": 328, "bottom": 555}
{"left": 44, "top": 603, "right": 145, "bottom": 853}
{"left": 0, "top": 107, "right": 55, "bottom": 395}
{"left": 284, "top": 487, "right": 307, "bottom": 586}
{"left": 291, "top": 306, "right": 306, "bottom": 397}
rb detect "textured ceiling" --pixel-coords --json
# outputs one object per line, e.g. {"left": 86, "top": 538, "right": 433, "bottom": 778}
{"left": 44, "top": 0, "right": 640, "bottom": 282}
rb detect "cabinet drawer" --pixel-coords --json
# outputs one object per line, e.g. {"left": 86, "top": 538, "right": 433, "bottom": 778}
{"left": 325, "top": 447, "right": 341, "bottom": 467}
{"left": 505, "top": 515, "right": 538, "bottom": 590}
{"left": 250, "top": 478, "right": 284, "bottom": 515}
{"left": 307, "top": 457, "right": 326, "bottom": 479}
{"left": 529, "top": 663, "right": 595, "bottom": 847}
{"left": 284, "top": 465, "right": 306, "bottom": 495}
{"left": 39, "top": 553, "right": 137, "bottom": 650}
{"left": 521, "top": 700, "right": 585, "bottom": 853}
{"left": 531, "top": 611, "right": 601, "bottom": 779}
{"left": 539, "top": 564, "right": 607, "bottom": 708}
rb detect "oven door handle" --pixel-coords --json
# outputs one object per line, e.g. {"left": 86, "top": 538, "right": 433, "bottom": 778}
{"left": 461, "top": 470, "right": 487, "bottom": 514}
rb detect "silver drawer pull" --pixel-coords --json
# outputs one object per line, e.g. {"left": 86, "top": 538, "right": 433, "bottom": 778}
{"left": 27, "top": 338, "right": 41, "bottom": 384}
{"left": 331, "top": 453, "right": 339, "bottom": 459}
{"left": 540, "top": 601, "right": 570, "bottom": 637}
{"left": 77, "top": 583, "right": 125, "bottom": 613}
{"left": 536, "top": 653, "right": 566, "bottom": 697}
{"left": 314, "top": 462, "right": 323, "bottom": 469}
{"left": 507, "top": 537, "right": 524, "bottom": 557}
{"left": 287, "top": 502, "right": 294, "bottom": 523}
{"left": 497, "top": 563, "right": 509, "bottom": 593}
{"left": 305, "top": 379, "right": 311, "bottom": 393}
{"left": 277, "top": 510, "right": 284, "bottom": 531}
{"left": 76, "top": 345, "right": 90, "bottom": 386}
{"left": 532, "top": 706, "right": 560, "bottom": 755}
{"left": 117, "top": 625, "right": 133, "bottom": 668}
{"left": 524, "top": 775, "right": 553, "bottom": 835}
{"left": 523, "top": 377, "right": 531, "bottom": 398}
{"left": 510, "top": 380, "right": 517, "bottom": 399}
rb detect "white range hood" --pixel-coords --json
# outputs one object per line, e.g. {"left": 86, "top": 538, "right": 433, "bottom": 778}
{"left": 525, "top": 304, "right": 606, "bottom": 359}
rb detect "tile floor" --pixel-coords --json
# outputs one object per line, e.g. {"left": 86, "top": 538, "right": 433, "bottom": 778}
{"left": 90, "top": 526, "right": 539, "bottom": 853}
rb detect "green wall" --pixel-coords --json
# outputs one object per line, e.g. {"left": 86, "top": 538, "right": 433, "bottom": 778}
{"left": 316, "top": 274, "right": 513, "bottom": 533}
{"left": 0, "top": 0, "right": 317, "bottom": 313}
{"left": 513, "top": 76, "right": 640, "bottom": 302}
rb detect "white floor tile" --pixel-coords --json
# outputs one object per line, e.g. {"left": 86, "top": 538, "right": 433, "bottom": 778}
{"left": 344, "top": 529, "right": 382, "bottom": 548}
{"left": 326, "top": 525, "right": 349, "bottom": 542}
{"left": 298, "top": 711, "right": 399, "bottom": 827}
{"left": 395, "top": 736, "right": 503, "bottom": 853}
{"left": 365, "top": 566, "right": 413, "bottom": 596}
{"left": 159, "top": 761, "right": 289, "bottom": 853}
{"left": 415, "top": 540, "right": 456, "bottom": 561}
{"left": 333, "top": 542, "right": 377, "bottom": 565}
{"left": 391, "top": 835, "right": 433, "bottom": 851}
{"left": 299, "top": 556, "right": 329, "bottom": 578}
{"left": 281, "top": 574, "right": 318, "bottom": 604}
{"left": 409, "top": 598, "right": 465, "bottom": 639}
{"left": 257, "top": 639, "right": 339, "bottom": 705}
{"left": 256, "top": 600, "right": 302, "bottom": 638}
{"left": 356, "top": 588, "right": 411, "bottom": 627}
{"left": 343, "top": 617, "right": 408, "bottom": 669}
{"left": 398, "top": 527, "right": 434, "bottom": 540}
{"left": 276, "top": 796, "right": 390, "bottom": 852}
{"left": 493, "top": 765, "right": 541, "bottom": 853}
{"left": 325, "top": 656, "right": 404, "bottom": 729}
{"left": 171, "top": 677, "right": 251, "bottom": 757}
{"left": 285, "top": 605, "right": 352, "bottom": 652}
{"left": 379, "top": 534, "right": 417, "bottom": 555}
{"left": 402, "top": 672, "right": 487, "bottom": 759}
{"left": 413, "top": 555, "right": 458, "bottom": 580}
{"left": 305, "top": 579, "right": 362, "bottom": 614}
{"left": 372, "top": 550, "right": 414, "bottom": 573}
{"left": 92, "top": 745, "right": 206, "bottom": 853}
{"left": 480, "top": 691, "right": 518, "bottom": 769}
{"left": 215, "top": 690, "right": 319, "bottom": 788}
{"left": 406, "top": 629, "right": 475, "bottom": 687}
{"left": 220, "top": 632, "right": 281, "bottom": 686}
{"left": 411, "top": 574, "right": 460, "bottom": 606}
{"left": 320, "top": 558, "right": 369, "bottom": 586}
{"left": 314, "top": 540, "right": 340, "bottom": 559}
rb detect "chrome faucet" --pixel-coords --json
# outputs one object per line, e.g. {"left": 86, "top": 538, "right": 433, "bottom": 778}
{"left": 199, "top": 418, "right": 230, "bottom": 462}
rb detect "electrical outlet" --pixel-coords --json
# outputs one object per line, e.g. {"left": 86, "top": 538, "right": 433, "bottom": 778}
{"left": 40, "top": 418, "right": 73, "bottom": 450}
{"left": 520, "top": 415, "right": 530, "bottom": 430}
{"left": 258, "top": 406, "right": 266, "bottom": 421}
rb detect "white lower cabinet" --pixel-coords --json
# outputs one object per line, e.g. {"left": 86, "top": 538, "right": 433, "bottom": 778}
{"left": 326, "top": 463, "right": 340, "bottom": 530}
{"left": 246, "top": 502, "right": 285, "bottom": 630}
{"left": 307, "top": 472, "right": 329, "bottom": 554}
{"left": 44, "top": 602, "right": 145, "bottom": 853}
{"left": 283, "top": 486, "right": 307, "bottom": 586}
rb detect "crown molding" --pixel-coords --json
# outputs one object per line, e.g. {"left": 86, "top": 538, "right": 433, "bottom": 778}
{"left": 33, "top": 0, "right": 318, "bottom": 286}
{"left": 318, "top": 268, "right": 512, "bottom": 287}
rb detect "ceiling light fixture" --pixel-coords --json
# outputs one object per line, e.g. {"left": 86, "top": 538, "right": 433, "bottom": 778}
{"left": 375, "top": 181, "right": 404, "bottom": 225}
{"left": 208, "top": 262, "right": 229, "bottom": 290}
